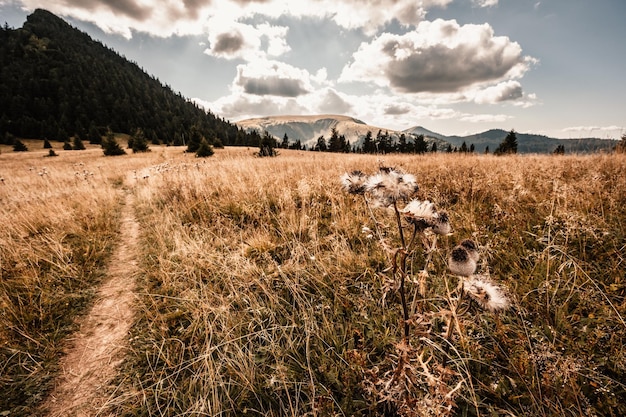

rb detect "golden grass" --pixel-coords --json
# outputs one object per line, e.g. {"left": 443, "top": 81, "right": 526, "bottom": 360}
{"left": 2, "top": 147, "right": 625, "bottom": 416}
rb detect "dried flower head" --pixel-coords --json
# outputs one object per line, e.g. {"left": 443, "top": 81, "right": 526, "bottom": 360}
{"left": 448, "top": 246, "right": 477, "bottom": 277}
{"left": 464, "top": 276, "right": 510, "bottom": 312}
{"left": 459, "top": 239, "right": 479, "bottom": 262}
{"left": 401, "top": 200, "right": 452, "bottom": 235}
{"left": 340, "top": 170, "right": 369, "bottom": 195}
{"left": 366, "top": 167, "right": 419, "bottom": 207}
{"left": 430, "top": 210, "right": 452, "bottom": 235}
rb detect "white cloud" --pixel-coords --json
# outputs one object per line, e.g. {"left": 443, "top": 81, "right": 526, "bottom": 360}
{"left": 14, "top": 0, "right": 455, "bottom": 38}
{"left": 18, "top": 0, "right": 214, "bottom": 38}
{"left": 339, "top": 19, "right": 534, "bottom": 95}
{"left": 204, "top": 19, "right": 290, "bottom": 60}
{"left": 232, "top": 60, "right": 322, "bottom": 97}
{"left": 473, "top": 0, "right": 498, "bottom": 7}
{"left": 460, "top": 113, "right": 511, "bottom": 123}
{"left": 563, "top": 125, "right": 623, "bottom": 132}
{"left": 473, "top": 80, "right": 523, "bottom": 104}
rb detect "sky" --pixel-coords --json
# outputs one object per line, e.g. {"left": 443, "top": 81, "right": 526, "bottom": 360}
{"left": 1, "top": 0, "right": 625, "bottom": 139}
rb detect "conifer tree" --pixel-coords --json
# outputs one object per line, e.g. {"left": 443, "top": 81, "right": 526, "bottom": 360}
{"left": 102, "top": 129, "right": 126, "bottom": 156}
{"left": 494, "top": 130, "right": 518, "bottom": 155}
{"left": 414, "top": 134, "right": 428, "bottom": 154}
{"left": 258, "top": 131, "right": 278, "bottom": 157}
{"left": 315, "top": 135, "right": 327, "bottom": 152}
{"left": 43, "top": 139, "right": 52, "bottom": 149}
{"left": 88, "top": 124, "right": 102, "bottom": 144}
{"left": 362, "top": 131, "right": 375, "bottom": 153}
{"left": 130, "top": 128, "right": 150, "bottom": 153}
{"left": 196, "top": 138, "right": 214, "bottom": 157}
{"left": 280, "top": 133, "right": 289, "bottom": 149}
{"left": 13, "top": 139, "right": 28, "bottom": 152}
{"left": 72, "top": 136, "right": 86, "bottom": 150}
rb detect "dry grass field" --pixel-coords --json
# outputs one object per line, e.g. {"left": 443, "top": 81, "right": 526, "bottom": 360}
{"left": 1, "top": 144, "right": 625, "bottom": 416}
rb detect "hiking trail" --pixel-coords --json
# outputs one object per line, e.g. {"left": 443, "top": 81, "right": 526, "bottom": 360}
{"left": 42, "top": 189, "right": 139, "bottom": 417}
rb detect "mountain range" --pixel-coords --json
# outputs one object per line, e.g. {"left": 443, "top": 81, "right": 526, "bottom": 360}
{"left": 237, "top": 115, "right": 618, "bottom": 154}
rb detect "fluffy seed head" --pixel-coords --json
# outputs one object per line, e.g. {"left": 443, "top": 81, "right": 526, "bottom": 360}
{"left": 340, "top": 170, "right": 369, "bottom": 195}
{"left": 430, "top": 210, "right": 452, "bottom": 235}
{"left": 401, "top": 200, "right": 452, "bottom": 234}
{"left": 460, "top": 239, "right": 479, "bottom": 262}
{"left": 366, "top": 167, "right": 418, "bottom": 206}
{"left": 464, "top": 276, "right": 510, "bottom": 312}
{"left": 448, "top": 246, "right": 477, "bottom": 277}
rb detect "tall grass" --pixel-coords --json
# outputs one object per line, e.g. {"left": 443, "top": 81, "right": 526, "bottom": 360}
{"left": 2, "top": 147, "right": 624, "bottom": 415}
{"left": 106, "top": 150, "right": 625, "bottom": 416}
{"left": 0, "top": 146, "right": 180, "bottom": 416}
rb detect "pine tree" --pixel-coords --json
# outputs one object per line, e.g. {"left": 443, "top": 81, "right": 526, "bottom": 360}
{"left": 130, "top": 128, "right": 150, "bottom": 153}
{"left": 280, "top": 133, "right": 289, "bottom": 149}
{"left": 362, "top": 131, "right": 375, "bottom": 153}
{"left": 63, "top": 141, "right": 72, "bottom": 150}
{"left": 13, "top": 139, "right": 28, "bottom": 152}
{"left": 494, "top": 130, "right": 518, "bottom": 155}
{"left": 258, "top": 131, "right": 278, "bottom": 157}
{"left": 328, "top": 128, "right": 342, "bottom": 152}
{"left": 414, "top": 134, "right": 428, "bottom": 154}
{"left": 553, "top": 144, "right": 565, "bottom": 155}
{"left": 315, "top": 135, "right": 327, "bottom": 152}
{"left": 72, "top": 136, "right": 86, "bottom": 150}
{"left": 88, "top": 124, "right": 102, "bottom": 144}
{"left": 196, "top": 138, "right": 214, "bottom": 157}
{"left": 102, "top": 129, "right": 126, "bottom": 156}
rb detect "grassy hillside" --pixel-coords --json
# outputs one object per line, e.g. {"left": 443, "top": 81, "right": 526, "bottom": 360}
{"left": 1, "top": 149, "right": 625, "bottom": 416}
{"left": 0, "top": 9, "right": 256, "bottom": 147}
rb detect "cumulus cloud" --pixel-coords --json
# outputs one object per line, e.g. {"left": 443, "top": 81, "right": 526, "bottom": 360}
{"left": 473, "top": 80, "right": 523, "bottom": 104}
{"left": 340, "top": 19, "right": 534, "bottom": 95}
{"left": 204, "top": 19, "right": 289, "bottom": 60}
{"left": 233, "top": 60, "right": 316, "bottom": 97}
{"left": 17, "top": 0, "right": 214, "bottom": 38}
{"left": 14, "top": 0, "right": 454, "bottom": 38}
{"left": 313, "top": 88, "right": 353, "bottom": 114}
{"left": 208, "top": 95, "right": 309, "bottom": 121}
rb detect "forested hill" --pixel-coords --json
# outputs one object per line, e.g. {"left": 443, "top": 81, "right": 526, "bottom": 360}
{"left": 0, "top": 9, "right": 257, "bottom": 146}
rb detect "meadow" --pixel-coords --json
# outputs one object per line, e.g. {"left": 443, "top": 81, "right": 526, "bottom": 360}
{"left": 1, "top": 143, "right": 625, "bottom": 416}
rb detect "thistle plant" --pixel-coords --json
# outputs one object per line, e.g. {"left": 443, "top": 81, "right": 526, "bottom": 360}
{"left": 341, "top": 165, "right": 511, "bottom": 415}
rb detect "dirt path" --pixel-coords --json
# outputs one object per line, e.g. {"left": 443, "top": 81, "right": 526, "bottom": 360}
{"left": 42, "top": 190, "right": 139, "bottom": 417}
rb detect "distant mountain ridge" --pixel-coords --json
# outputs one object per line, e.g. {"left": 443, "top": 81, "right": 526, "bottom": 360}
{"left": 237, "top": 114, "right": 449, "bottom": 150}
{"left": 238, "top": 115, "right": 618, "bottom": 154}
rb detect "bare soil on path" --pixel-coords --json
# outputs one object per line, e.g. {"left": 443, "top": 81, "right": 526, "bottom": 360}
{"left": 41, "top": 190, "right": 139, "bottom": 417}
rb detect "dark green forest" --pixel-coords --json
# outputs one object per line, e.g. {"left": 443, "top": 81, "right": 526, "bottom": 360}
{"left": 0, "top": 9, "right": 260, "bottom": 147}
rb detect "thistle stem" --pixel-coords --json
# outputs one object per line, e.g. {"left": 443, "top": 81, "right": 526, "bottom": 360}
{"left": 393, "top": 201, "right": 406, "bottom": 249}
{"left": 394, "top": 249, "right": 410, "bottom": 342}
